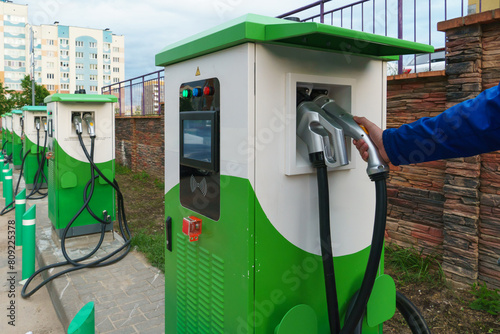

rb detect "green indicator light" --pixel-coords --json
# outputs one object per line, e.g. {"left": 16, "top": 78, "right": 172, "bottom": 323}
{"left": 182, "top": 89, "right": 191, "bottom": 98}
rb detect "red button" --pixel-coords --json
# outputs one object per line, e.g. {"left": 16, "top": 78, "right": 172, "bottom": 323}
{"left": 203, "top": 86, "right": 214, "bottom": 96}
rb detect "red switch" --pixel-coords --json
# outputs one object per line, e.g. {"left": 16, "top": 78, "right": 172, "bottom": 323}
{"left": 182, "top": 216, "right": 202, "bottom": 242}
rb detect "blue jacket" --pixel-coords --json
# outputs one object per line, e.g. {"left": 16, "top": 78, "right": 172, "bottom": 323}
{"left": 383, "top": 82, "right": 500, "bottom": 166}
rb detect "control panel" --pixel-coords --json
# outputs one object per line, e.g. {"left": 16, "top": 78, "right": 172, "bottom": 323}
{"left": 179, "top": 78, "right": 220, "bottom": 221}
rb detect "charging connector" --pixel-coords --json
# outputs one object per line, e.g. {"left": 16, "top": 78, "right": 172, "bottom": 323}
{"left": 72, "top": 113, "right": 83, "bottom": 135}
{"left": 82, "top": 113, "right": 95, "bottom": 137}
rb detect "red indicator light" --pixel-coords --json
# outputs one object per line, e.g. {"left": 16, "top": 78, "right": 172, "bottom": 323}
{"left": 193, "top": 88, "right": 203, "bottom": 97}
{"left": 203, "top": 86, "right": 214, "bottom": 96}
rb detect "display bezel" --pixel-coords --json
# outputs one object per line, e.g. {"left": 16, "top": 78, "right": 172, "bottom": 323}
{"left": 179, "top": 110, "right": 219, "bottom": 172}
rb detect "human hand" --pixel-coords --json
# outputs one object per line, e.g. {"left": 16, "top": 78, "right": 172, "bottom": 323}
{"left": 352, "top": 116, "right": 390, "bottom": 164}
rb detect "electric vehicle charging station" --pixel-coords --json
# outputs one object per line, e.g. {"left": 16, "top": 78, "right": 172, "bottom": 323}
{"left": 157, "top": 14, "right": 433, "bottom": 333}
{"left": 4, "top": 112, "right": 13, "bottom": 157}
{"left": 22, "top": 106, "right": 49, "bottom": 190}
{"left": 45, "top": 93, "right": 117, "bottom": 238}
{"left": 11, "top": 110, "right": 23, "bottom": 170}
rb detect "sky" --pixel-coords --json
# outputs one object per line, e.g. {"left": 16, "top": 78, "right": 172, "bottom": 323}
{"left": 18, "top": 0, "right": 465, "bottom": 80}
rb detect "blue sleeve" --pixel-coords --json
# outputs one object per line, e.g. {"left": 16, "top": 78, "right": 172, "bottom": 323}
{"left": 383, "top": 82, "right": 500, "bottom": 166}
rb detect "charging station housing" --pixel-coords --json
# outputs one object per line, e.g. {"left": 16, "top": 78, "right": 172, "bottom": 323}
{"left": 157, "top": 14, "right": 432, "bottom": 333}
{"left": 11, "top": 110, "right": 23, "bottom": 170}
{"left": 22, "top": 106, "right": 49, "bottom": 190}
{"left": 45, "top": 93, "right": 117, "bottom": 238}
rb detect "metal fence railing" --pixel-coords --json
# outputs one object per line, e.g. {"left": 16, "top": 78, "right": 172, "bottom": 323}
{"left": 101, "top": 70, "right": 164, "bottom": 116}
{"left": 277, "top": 0, "right": 484, "bottom": 75}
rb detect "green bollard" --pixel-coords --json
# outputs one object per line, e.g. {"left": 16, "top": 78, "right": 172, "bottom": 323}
{"left": 4, "top": 168, "right": 13, "bottom": 209}
{"left": 22, "top": 205, "right": 36, "bottom": 280}
{"left": 0, "top": 153, "right": 3, "bottom": 183}
{"left": 67, "top": 301, "right": 95, "bottom": 334}
{"left": 1, "top": 159, "right": 7, "bottom": 186}
{"left": 15, "top": 189, "right": 26, "bottom": 247}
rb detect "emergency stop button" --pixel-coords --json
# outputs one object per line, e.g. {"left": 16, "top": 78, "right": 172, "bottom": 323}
{"left": 182, "top": 216, "right": 202, "bottom": 242}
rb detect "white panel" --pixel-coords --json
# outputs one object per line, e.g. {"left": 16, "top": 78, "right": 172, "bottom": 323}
{"left": 12, "top": 114, "right": 22, "bottom": 137}
{"left": 24, "top": 110, "right": 47, "bottom": 147}
{"left": 255, "top": 44, "right": 385, "bottom": 257}
{"left": 50, "top": 102, "right": 114, "bottom": 164}
{"left": 163, "top": 43, "right": 255, "bottom": 194}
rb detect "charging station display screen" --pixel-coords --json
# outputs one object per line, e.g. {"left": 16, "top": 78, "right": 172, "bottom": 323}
{"left": 182, "top": 119, "right": 212, "bottom": 163}
{"left": 180, "top": 110, "right": 218, "bottom": 172}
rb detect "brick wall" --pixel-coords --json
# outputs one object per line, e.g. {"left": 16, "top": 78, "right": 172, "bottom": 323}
{"left": 385, "top": 72, "right": 447, "bottom": 256}
{"left": 115, "top": 116, "right": 164, "bottom": 180}
{"left": 384, "top": 9, "right": 500, "bottom": 289}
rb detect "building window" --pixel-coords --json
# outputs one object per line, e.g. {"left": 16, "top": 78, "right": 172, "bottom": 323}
{"left": 47, "top": 62, "right": 55, "bottom": 68}
{"left": 90, "top": 53, "right": 98, "bottom": 59}
{"left": 61, "top": 84, "right": 69, "bottom": 90}
{"left": 76, "top": 85, "right": 85, "bottom": 91}
{"left": 103, "top": 54, "right": 110, "bottom": 60}
{"left": 113, "top": 78, "right": 119, "bottom": 83}
{"left": 47, "top": 73, "right": 54, "bottom": 79}
{"left": 76, "top": 52, "right": 84, "bottom": 58}
{"left": 75, "top": 74, "right": 84, "bottom": 80}
{"left": 47, "top": 51, "right": 55, "bottom": 57}
{"left": 104, "top": 43, "right": 111, "bottom": 51}
{"left": 113, "top": 47, "right": 120, "bottom": 52}
{"left": 113, "top": 67, "right": 120, "bottom": 73}
{"left": 76, "top": 63, "right": 84, "bottom": 69}
{"left": 60, "top": 61, "right": 69, "bottom": 67}
{"left": 47, "top": 84, "right": 55, "bottom": 91}
{"left": 89, "top": 42, "right": 97, "bottom": 48}
{"left": 113, "top": 57, "right": 120, "bottom": 62}
{"left": 76, "top": 40, "right": 84, "bottom": 47}
{"left": 60, "top": 50, "right": 69, "bottom": 57}
{"left": 60, "top": 39, "right": 69, "bottom": 45}
{"left": 103, "top": 64, "right": 110, "bottom": 71}
{"left": 62, "top": 72, "right": 69, "bottom": 79}
{"left": 89, "top": 86, "right": 98, "bottom": 92}
{"left": 47, "top": 39, "right": 55, "bottom": 46}
{"left": 103, "top": 75, "right": 111, "bottom": 81}
{"left": 89, "top": 75, "right": 97, "bottom": 81}
{"left": 89, "top": 64, "right": 98, "bottom": 70}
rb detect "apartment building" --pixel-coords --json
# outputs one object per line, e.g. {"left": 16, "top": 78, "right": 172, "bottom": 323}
{"left": 469, "top": 0, "right": 500, "bottom": 13}
{"left": 1, "top": 0, "right": 124, "bottom": 94}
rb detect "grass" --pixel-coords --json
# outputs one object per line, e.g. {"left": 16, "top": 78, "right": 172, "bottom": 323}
{"left": 115, "top": 163, "right": 165, "bottom": 273}
{"left": 130, "top": 228, "right": 165, "bottom": 273}
{"left": 385, "top": 244, "right": 445, "bottom": 287}
{"left": 115, "top": 163, "right": 132, "bottom": 175}
{"left": 469, "top": 282, "right": 500, "bottom": 316}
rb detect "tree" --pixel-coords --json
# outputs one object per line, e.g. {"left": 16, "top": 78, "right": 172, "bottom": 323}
{"left": 0, "top": 81, "right": 17, "bottom": 115}
{"left": 19, "top": 75, "right": 50, "bottom": 106}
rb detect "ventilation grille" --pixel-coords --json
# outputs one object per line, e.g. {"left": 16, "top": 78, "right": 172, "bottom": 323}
{"left": 176, "top": 233, "right": 225, "bottom": 333}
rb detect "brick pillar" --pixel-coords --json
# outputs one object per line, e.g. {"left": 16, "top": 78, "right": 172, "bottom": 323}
{"left": 440, "top": 23, "right": 483, "bottom": 287}
{"left": 443, "top": 157, "right": 481, "bottom": 287}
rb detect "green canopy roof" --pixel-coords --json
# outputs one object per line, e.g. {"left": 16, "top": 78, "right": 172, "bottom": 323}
{"left": 156, "top": 14, "right": 434, "bottom": 67}
{"left": 44, "top": 93, "right": 118, "bottom": 103}
{"left": 21, "top": 106, "right": 47, "bottom": 112}
{"left": 12, "top": 110, "right": 23, "bottom": 115}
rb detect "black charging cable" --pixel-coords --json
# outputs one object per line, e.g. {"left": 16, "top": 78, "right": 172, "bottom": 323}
{"left": 22, "top": 131, "right": 131, "bottom": 298}
{"left": 311, "top": 152, "right": 341, "bottom": 334}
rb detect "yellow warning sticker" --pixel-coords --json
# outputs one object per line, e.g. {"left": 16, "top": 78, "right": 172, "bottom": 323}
{"left": 195, "top": 67, "right": 201, "bottom": 76}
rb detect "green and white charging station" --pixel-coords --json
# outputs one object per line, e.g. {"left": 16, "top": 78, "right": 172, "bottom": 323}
{"left": 4, "top": 112, "right": 12, "bottom": 157}
{"left": 157, "top": 14, "right": 432, "bottom": 333}
{"left": 21, "top": 105, "right": 49, "bottom": 190}
{"left": 45, "top": 93, "right": 117, "bottom": 238}
{"left": 11, "top": 109, "right": 23, "bottom": 170}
